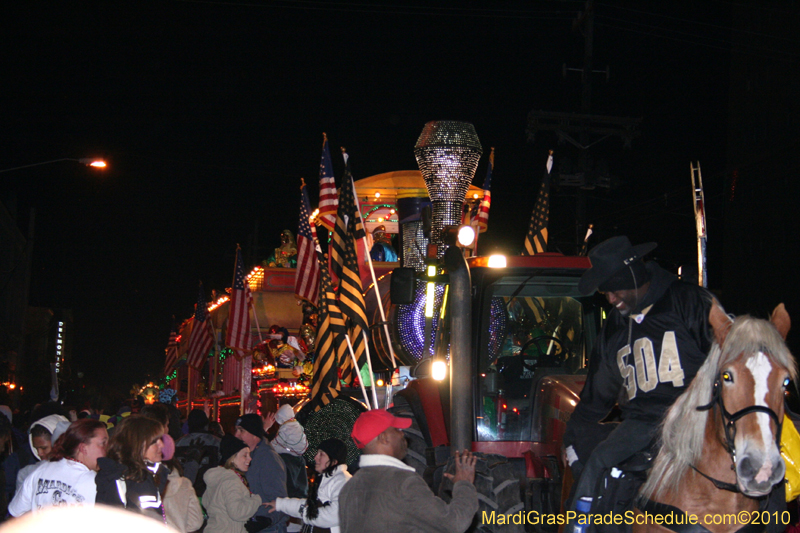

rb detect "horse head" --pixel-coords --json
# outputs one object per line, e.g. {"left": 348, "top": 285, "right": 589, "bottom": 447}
{"left": 708, "top": 303, "right": 795, "bottom": 497}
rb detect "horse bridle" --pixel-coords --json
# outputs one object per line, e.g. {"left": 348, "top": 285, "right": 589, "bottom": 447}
{"left": 640, "top": 350, "right": 782, "bottom": 533}
{"left": 694, "top": 377, "right": 783, "bottom": 492}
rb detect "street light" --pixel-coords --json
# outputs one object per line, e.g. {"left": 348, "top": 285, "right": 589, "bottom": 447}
{"left": 0, "top": 158, "right": 107, "bottom": 174}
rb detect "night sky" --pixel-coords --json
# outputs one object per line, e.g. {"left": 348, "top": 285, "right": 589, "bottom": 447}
{"left": 2, "top": 1, "right": 794, "bottom": 399}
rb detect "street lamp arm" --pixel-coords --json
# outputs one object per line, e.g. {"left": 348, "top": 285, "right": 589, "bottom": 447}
{"left": 0, "top": 158, "right": 106, "bottom": 174}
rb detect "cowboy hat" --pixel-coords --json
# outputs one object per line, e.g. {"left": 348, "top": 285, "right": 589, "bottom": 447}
{"left": 578, "top": 236, "right": 657, "bottom": 295}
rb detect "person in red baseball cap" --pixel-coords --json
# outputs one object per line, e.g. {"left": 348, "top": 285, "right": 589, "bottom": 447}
{"left": 350, "top": 408, "right": 412, "bottom": 454}
{"left": 339, "top": 409, "right": 478, "bottom": 532}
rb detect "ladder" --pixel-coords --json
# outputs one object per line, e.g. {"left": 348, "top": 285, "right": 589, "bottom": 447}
{"left": 690, "top": 162, "right": 707, "bottom": 288}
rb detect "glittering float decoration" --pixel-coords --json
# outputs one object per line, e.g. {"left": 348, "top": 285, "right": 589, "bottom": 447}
{"left": 414, "top": 121, "right": 482, "bottom": 258}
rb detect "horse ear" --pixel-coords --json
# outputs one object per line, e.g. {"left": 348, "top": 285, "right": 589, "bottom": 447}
{"left": 770, "top": 303, "right": 790, "bottom": 340}
{"left": 709, "top": 299, "right": 732, "bottom": 346}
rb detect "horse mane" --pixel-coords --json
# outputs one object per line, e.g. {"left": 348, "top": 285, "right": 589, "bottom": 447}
{"left": 640, "top": 314, "right": 797, "bottom": 501}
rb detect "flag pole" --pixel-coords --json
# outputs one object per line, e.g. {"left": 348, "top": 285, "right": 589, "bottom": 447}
{"left": 471, "top": 210, "right": 480, "bottom": 258}
{"left": 244, "top": 257, "right": 263, "bottom": 414}
{"left": 345, "top": 333, "right": 372, "bottom": 410}
{"left": 579, "top": 224, "right": 594, "bottom": 256}
{"left": 362, "top": 330, "right": 379, "bottom": 408}
{"left": 250, "top": 298, "right": 263, "bottom": 345}
{"left": 209, "top": 318, "right": 218, "bottom": 392}
{"left": 241, "top": 298, "right": 259, "bottom": 416}
{"left": 209, "top": 314, "right": 220, "bottom": 420}
{"left": 187, "top": 364, "right": 194, "bottom": 411}
{"left": 349, "top": 174, "right": 398, "bottom": 369}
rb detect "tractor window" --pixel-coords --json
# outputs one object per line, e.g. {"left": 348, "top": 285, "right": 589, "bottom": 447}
{"left": 475, "top": 276, "right": 601, "bottom": 442}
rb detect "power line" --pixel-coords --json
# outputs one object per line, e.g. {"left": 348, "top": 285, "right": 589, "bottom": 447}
{"left": 595, "top": 13, "right": 799, "bottom": 61}
{"left": 710, "top": 0, "right": 800, "bottom": 17}
{"left": 595, "top": 18, "right": 798, "bottom": 61}
{"left": 597, "top": 1, "right": 800, "bottom": 46}
{"left": 597, "top": 14, "right": 733, "bottom": 48}
{"left": 175, "top": 0, "right": 578, "bottom": 20}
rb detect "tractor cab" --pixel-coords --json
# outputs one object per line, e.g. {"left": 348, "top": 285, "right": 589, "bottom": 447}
{"left": 466, "top": 255, "right": 605, "bottom": 448}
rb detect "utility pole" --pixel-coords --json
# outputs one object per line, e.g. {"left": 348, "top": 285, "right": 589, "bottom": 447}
{"left": 527, "top": 0, "right": 641, "bottom": 250}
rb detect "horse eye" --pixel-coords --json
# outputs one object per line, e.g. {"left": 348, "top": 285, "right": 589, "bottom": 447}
{"left": 783, "top": 378, "right": 791, "bottom": 388}
{"left": 722, "top": 371, "right": 733, "bottom": 383}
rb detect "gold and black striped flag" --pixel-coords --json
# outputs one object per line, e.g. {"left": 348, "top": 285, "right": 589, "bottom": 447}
{"left": 329, "top": 162, "right": 369, "bottom": 385}
{"left": 308, "top": 252, "right": 345, "bottom": 412}
{"left": 338, "top": 322, "right": 366, "bottom": 385}
{"left": 523, "top": 150, "right": 553, "bottom": 255}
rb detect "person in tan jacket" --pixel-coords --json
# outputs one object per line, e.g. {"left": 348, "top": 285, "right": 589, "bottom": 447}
{"left": 163, "top": 467, "right": 204, "bottom": 533}
{"left": 203, "top": 435, "right": 267, "bottom": 533}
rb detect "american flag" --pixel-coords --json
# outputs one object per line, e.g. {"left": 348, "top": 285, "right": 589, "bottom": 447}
{"left": 163, "top": 326, "right": 179, "bottom": 374}
{"left": 226, "top": 247, "right": 252, "bottom": 355}
{"left": 295, "top": 180, "right": 320, "bottom": 304}
{"left": 317, "top": 133, "right": 338, "bottom": 232}
{"left": 308, "top": 251, "right": 345, "bottom": 411}
{"left": 186, "top": 282, "right": 215, "bottom": 370}
{"left": 523, "top": 150, "right": 553, "bottom": 256}
{"left": 329, "top": 165, "right": 368, "bottom": 385}
{"left": 473, "top": 147, "right": 494, "bottom": 233}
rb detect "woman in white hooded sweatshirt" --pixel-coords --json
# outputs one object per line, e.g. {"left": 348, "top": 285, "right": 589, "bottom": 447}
{"left": 267, "top": 437, "right": 351, "bottom": 533}
{"left": 9, "top": 419, "right": 108, "bottom": 516}
{"left": 271, "top": 403, "right": 308, "bottom": 499}
{"left": 15, "top": 414, "right": 70, "bottom": 491}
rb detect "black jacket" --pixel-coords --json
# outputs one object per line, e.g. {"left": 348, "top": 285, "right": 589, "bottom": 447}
{"left": 95, "top": 456, "right": 169, "bottom": 523}
{"left": 564, "top": 263, "right": 715, "bottom": 459}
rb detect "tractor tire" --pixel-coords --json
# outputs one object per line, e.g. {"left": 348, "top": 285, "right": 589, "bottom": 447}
{"left": 526, "top": 478, "right": 562, "bottom": 533}
{"left": 388, "top": 394, "right": 433, "bottom": 482}
{"left": 439, "top": 453, "right": 525, "bottom": 533}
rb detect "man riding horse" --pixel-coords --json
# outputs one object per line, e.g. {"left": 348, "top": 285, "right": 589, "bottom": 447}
{"left": 564, "top": 236, "right": 718, "bottom": 515}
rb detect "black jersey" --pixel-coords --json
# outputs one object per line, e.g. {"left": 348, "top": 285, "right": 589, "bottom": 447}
{"left": 564, "top": 263, "right": 715, "bottom": 454}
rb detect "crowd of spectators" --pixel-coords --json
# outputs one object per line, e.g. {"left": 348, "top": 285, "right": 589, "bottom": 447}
{"left": 0, "top": 397, "right": 480, "bottom": 533}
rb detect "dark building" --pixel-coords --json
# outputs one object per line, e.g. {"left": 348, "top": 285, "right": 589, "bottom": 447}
{"left": 1, "top": 199, "right": 75, "bottom": 408}
{"left": 0, "top": 199, "right": 32, "bottom": 405}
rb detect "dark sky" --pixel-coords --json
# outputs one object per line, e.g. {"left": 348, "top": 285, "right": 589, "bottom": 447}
{"left": 3, "top": 1, "right": 782, "bottom": 396}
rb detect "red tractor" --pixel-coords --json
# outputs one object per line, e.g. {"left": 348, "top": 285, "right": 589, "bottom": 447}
{"left": 375, "top": 250, "right": 602, "bottom": 532}
{"left": 304, "top": 121, "right": 604, "bottom": 532}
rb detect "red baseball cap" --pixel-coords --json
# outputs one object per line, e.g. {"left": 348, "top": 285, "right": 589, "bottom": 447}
{"left": 351, "top": 409, "right": 412, "bottom": 448}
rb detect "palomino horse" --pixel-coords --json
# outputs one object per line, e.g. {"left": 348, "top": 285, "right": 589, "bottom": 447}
{"left": 636, "top": 303, "right": 796, "bottom": 533}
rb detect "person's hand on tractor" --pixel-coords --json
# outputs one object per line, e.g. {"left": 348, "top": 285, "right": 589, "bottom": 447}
{"left": 445, "top": 450, "right": 477, "bottom": 484}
